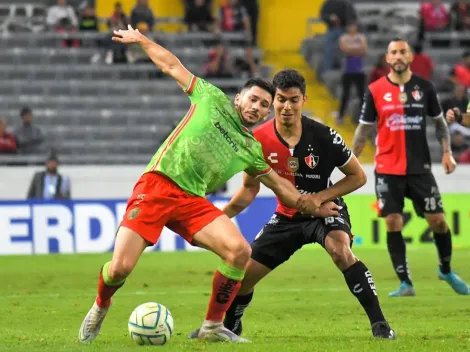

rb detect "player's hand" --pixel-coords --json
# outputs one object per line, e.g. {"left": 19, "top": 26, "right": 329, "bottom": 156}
{"left": 297, "top": 194, "right": 322, "bottom": 215}
{"left": 442, "top": 152, "right": 457, "bottom": 174}
{"left": 446, "top": 108, "right": 461, "bottom": 123}
{"left": 112, "top": 25, "right": 145, "bottom": 44}
{"left": 312, "top": 202, "right": 342, "bottom": 218}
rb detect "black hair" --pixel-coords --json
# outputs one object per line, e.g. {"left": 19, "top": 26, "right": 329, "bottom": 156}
{"left": 388, "top": 37, "right": 411, "bottom": 51}
{"left": 242, "top": 78, "right": 275, "bottom": 101}
{"left": 20, "top": 107, "right": 31, "bottom": 117}
{"left": 414, "top": 43, "right": 423, "bottom": 54}
{"left": 272, "top": 69, "right": 306, "bottom": 96}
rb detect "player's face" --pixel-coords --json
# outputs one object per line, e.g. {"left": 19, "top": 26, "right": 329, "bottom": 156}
{"left": 386, "top": 41, "right": 413, "bottom": 75}
{"left": 273, "top": 88, "right": 306, "bottom": 128}
{"left": 235, "top": 86, "right": 272, "bottom": 127}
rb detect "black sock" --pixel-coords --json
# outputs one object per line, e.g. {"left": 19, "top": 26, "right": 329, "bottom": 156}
{"left": 387, "top": 231, "right": 413, "bottom": 285}
{"left": 343, "top": 261, "right": 386, "bottom": 325}
{"left": 223, "top": 291, "right": 254, "bottom": 332}
{"left": 434, "top": 230, "right": 452, "bottom": 274}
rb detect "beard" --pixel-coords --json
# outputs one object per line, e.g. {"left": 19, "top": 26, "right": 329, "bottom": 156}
{"left": 391, "top": 61, "right": 409, "bottom": 75}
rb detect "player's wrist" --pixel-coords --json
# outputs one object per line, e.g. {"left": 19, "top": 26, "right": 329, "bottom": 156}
{"left": 443, "top": 150, "right": 453, "bottom": 156}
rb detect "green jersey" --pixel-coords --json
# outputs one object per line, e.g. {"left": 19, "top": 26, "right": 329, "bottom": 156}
{"left": 144, "top": 75, "right": 272, "bottom": 197}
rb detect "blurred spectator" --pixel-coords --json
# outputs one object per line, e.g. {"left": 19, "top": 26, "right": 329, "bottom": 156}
{"left": 47, "top": 0, "right": 80, "bottom": 47}
{"left": 128, "top": 22, "right": 153, "bottom": 64}
{"left": 131, "top": 0, "right": 154, "bottom": 31}
{"left": 369, "top": 54, "right": 390, "bottom": 84}
{"left": 216, "top": 0, "right": 257, "bottom": 76}
{"left": 239, "top": 0, "right": 259, "bottom": 46}
{"left": 0, "top": 118, "right": 17, "bottom": 154}
{"left": 442, "top": 83, "right": 469, "bottom": 114}
{"left": 451, "top": 130, "right": 469, "bottom": 157}
{"left": 450, "top": 0, "right": 470, "bottom": 30}
{"left": 420, "top": 0, "right": 450, "bottom": 31}
{"left": 204, "top": 41, "right": 234, "bottom": 78}
{"left": 15, "top": 107, "right": 45, "bottom": 154}
{"left": 410, "top": 44, "right": 434, "bottom": 80}
{"left": 27, "top": 154, "right": 71, "bottom": 200}
{"left": 337, "top": 23, "right": 367, "bottom": 124}
{"left": 319, "top": 0, "right": 357, "bottom": 78}
{"left": 79, "top": 5, "right": 98, "bottom": 31}
{"left": 449, "top": 51, "right": 470, "bottom": 88}
{"left": 109, "top": 1, "right": 129, "bottom": 30}
{"left": 458, "top": 145, "right": 470, "bottom": 163}
{"left": 184, "top": 0, "right": 214, "bottom": 32}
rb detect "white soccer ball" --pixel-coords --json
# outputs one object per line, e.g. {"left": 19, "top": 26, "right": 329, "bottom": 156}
{"left": 128, "top": 302, "right": 174, "bottom": 345}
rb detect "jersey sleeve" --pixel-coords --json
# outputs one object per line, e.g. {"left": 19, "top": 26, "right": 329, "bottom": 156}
{"left": 183, "top": 75, "right": 223, "bottom": 104}
{"left": 245, "top": 141, "right": 272, "bottom": 179}
{"left": 426, "top": 81, "right": 443, "bottom": 119}
{"left": 358, "top": 87, "right": 378, "bottom": 124}
{"left": 328, "top": 128, "right": 353, "bottom": 168}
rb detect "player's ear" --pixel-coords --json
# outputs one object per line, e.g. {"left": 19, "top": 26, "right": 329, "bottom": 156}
{"left": 303, "top": 95, "right": 307, "bottom": 105}
{"left": 234, "top": 93, "right": 241, "bottom": 106}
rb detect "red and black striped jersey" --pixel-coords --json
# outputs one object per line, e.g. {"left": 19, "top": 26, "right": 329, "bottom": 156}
{"left": 359, "top": 74, "right": 442, "bottom": 175}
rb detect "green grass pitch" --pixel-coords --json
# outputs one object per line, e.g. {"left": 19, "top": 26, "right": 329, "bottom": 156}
{"left": 1, "top": 247, "right": 469, "bottom": 351}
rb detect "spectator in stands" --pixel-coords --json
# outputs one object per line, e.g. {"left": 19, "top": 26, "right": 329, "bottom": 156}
{"left": 184, "top": 0, "right": 214, "bottom": 32}
{"left": 15, "top": 107, "right": 44, "bottom": 154}
{"left": 450, "top": 0, "right": 470, "bottom": 31}
{"left": 369, "top": 54, "right": 390, "bottom": 84}
{"left": 337, "top": 22, "right": 367, "bottom": 124}
{"left": 443, "top": 83, "right": 469, "bottom": 115}
{"left": 131, "top": 0, "right": 154, "bottom": 31}
{"left": 79, "top": 5, "right": 98, "bottom": 32}
{"left": 451, "top": 130, "right": 469, "bottom": 158}
{"left": 457, "top": 145, "right": 470, "bottom": 163}
{"left": 216, "top": 0, "right": 257, "bottom": 76}
{"left": 47, "top": 0, "right": 80, "bottom": 48}
{"left": 204, "top": 41, "right": 234, "bottom": 78}
{"left": 420, "top": 0, "right": 450, "bottom": 31}
{"left": 410, "top": 44, "right": 434, "bottom": 80}
{"left": 27, "top": 153, "right": 71, "bottom": 200}
{"left": 239, "top": 0, "right": 259, "bottom": 46}
{"left": 109, "top": 2, "right": 129, "bottom": 30}
{"left": 319, "top": 0, "right": 357, "bottom": 78}
{"left": 0, "top": 118, "right": 17, "bottom": 154}
{"left": 449, "top": 51, "right": 470, "bottom": 88}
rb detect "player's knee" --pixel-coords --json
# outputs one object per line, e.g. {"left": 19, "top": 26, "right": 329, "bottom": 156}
{"left": 385, "top": 214, "right": 403, "bottom": 231}
{"left": 108, "top": 260, "right": 134, "bottom": 281}
{"left": 427, "top": 216, "right": 448, "bottom": 233}
{"left": 328, "top": 242, "right": 355, "bottom": 270}
{"left": 225, "top": 241, "right": 252, "bottom": 268}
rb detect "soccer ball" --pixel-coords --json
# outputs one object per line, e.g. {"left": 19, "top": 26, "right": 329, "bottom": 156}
{"left": 128, "top": 302, "right": 174, "bottom": 345}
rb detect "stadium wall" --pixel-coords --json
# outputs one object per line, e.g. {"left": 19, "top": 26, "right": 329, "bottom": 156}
{"left": 1, "top": 165, "right": 469, "bottom": 255}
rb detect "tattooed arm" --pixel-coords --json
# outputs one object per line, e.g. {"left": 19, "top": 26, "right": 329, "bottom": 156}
{"left": 434, "top": 116, "right": 451, "bottom": 154}
{"left": 353, "top": 123, "right": 375, "bottom": 157}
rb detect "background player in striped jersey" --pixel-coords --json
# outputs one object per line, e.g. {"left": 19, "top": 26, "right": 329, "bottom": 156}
{"left": 78, "top": 25, "right": 324, "bottom": 344}
{"left": 189, "top": 69, "right": 395, "bottom": 339}
{"left": 353, "top": 38, "right": 469, "bottom": 297}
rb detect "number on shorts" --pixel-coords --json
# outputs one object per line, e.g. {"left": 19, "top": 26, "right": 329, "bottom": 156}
{"left": 325, "top": 217, "right": 335, "bottom": 225}
{"left": 424, "top": 197, "right": 437, "bottom": 211}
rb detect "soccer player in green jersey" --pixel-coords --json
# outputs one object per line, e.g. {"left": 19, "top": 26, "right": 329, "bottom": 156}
{"left": 78, "top": 25, "right": 334, "bottom": 344}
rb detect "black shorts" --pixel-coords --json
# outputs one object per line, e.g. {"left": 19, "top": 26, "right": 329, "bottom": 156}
{"left": 374, "top": 172, "right": 444, "bottom": 218}
{"left": 251, "top": 209, "right": 353, "bottom": 270}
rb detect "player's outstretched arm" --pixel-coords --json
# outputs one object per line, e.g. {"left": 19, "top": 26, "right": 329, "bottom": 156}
{"left": 112, "top": 25, "right": 192, "bottom": 89}
{"left": 352, "top": 123, "right": 374, "bottom": 157}
{"left": 223, "top": 173, "right": 261, "bottom": 218}
{"left": 435, "top": 116, "right": 457, "bottom": 174}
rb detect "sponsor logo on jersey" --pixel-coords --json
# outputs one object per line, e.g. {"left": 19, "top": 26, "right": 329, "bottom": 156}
{"left": 214, "top": 121, "right": 239, "bottom": 152}
{"left": 385, "top": 113, "right": 423, "bottom": 131}
{"left": 267, "top": 152, "right": 278, "bottom": 164}
{"left": 383, "top": 92, "right": 392, "bottom": 102}
{"left": 287, "top": 156, "right": 299, "bottom": 172}
{"left": 304, "top": 153, "right": 319, "bottom": 169}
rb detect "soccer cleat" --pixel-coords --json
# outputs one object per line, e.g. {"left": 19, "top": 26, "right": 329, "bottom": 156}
{"left": 438, "top": 270, "right": 469, "bottom": 295}
{"left": 187, "top": 325, "right": 250, "bottom": 343}
{"left": 78, "top": 301, "right": 110, "bottom": 343}
{"left": 372, "top": 321, "right": 396, "bottom": 339}
{"left": 388, "top": 281, "right": 415, "bottom": 297}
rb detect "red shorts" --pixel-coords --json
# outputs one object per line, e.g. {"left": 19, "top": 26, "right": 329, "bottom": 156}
{"left": 120, "top": 172, "right": 224, "bottom": 245}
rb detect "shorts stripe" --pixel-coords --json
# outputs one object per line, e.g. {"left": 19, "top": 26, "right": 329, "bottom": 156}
{"left": 150, "top": 104, "right": 197, "bottom": 171}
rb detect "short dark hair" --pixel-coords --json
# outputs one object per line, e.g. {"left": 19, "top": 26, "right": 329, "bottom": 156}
{"left": 20, "top": 107, "right": 31, "bottom": 117}
{"left": 388, "top": 37, "right": 411, "bottom": 50}
{"left": 272, "top": 69, "right": 306, "bottom": 96}
{"left": 242, "top": 78, "right": 275, "bottom": 101}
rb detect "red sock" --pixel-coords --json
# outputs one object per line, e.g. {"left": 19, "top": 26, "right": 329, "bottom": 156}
{"left": 205, "top": 270, "right": 242, "bottom": 322}
{"left": 96, "top": 266, "right": 124, "bottom": 308}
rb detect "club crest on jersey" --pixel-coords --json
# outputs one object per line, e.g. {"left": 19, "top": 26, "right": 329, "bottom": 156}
{"left": 411, "top": 90, "right": 423, "bottom": 101}
{"left": 304, "top": 153, "right": 319, "bottom": 169}
{"left": 287, "top": 156, "right": 299, "bottom": 172}
{"left": 399, "top": 92, "right": 407, "bottom": 103}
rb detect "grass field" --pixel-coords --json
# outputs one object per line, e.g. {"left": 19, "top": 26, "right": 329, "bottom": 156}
{"left": 1, "top": 247, "right": 469, "bottom": 351}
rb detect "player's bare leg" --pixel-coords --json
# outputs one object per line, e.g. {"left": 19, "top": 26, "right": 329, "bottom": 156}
{"left": 325, "top": 230, "right": 395, "bottom": 339}
{"left": 385, "top": 213, "right": 415, "bottom": 297}
{"left": 189, "top": 215, "right": 252, "bottom": 343}
{"left": 78, "top": 226, "right": 148, "bottom": 343}
{"left": 424, "top": 213, "right": 469, "bottom": 295}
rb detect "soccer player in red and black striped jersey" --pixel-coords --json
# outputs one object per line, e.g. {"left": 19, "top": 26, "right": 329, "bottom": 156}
{"left": 189, "top": 69, "right": 395, "bottom": 340}
{"left": 353, "top": 38, "right": 469, "bottom": 296}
